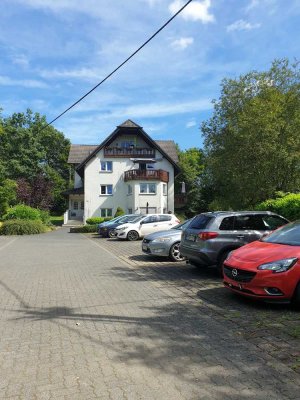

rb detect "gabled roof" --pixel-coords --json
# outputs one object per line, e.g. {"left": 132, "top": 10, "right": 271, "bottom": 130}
{"left": 117, "top": 119, "right": 141, "bottom": 128}
{"left": 67, "top": 145, "right": 98, "bottom": 164}
{"left": 71, "top": 120, "right": 180, "bottom": 175}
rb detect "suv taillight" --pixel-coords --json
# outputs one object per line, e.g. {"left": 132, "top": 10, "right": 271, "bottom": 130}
{"left": 198, "top": 232, "right": 219, "bottom": 240}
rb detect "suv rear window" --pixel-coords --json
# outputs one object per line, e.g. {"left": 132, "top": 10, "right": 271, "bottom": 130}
{"left": 189, "top": 215, "right": 212, "bottom": 230}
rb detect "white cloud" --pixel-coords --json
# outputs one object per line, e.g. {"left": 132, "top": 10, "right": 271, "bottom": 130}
{"left": 0, "top": 75, "right": 48, "bottom": 88}
{"left": 12, "top": 54, "right": 29, "bottom": 68}
{"left": 38, "top": 67, "right": 103, "bottom": 81}
{"left": 186, "top": 120, "right": 197, "bottom": 128}
{"left": 169, "top": 0, "right": 215, "bottom": 23}
{"left": 171, "top": 37, "right": 194, "bottom": 50}
{"left": 246, "top": 0, "right": 260, "bottom": 11}
{"left": 227, "top": 19, "right": 261, "bottom": 32}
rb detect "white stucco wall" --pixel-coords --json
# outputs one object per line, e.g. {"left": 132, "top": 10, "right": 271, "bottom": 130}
{"left": 83, "top": 147, "right": 175, "bottom": 221}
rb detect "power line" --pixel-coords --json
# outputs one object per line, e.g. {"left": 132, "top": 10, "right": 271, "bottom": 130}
{"left": 43, "top": 0, "right": 194, "bottom": 130}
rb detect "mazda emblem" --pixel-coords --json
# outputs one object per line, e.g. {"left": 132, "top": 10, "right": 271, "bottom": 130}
{"left": 232, "top": 269, "right": 238, "bottom": 277}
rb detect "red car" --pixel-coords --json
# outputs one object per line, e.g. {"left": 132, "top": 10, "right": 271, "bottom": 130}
{"left": 223, "top": 221, "right": 300, "bottom": 304}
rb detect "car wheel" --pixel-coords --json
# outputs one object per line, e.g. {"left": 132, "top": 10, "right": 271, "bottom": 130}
{"left": 127, "top": 230, "right": 139, "bottom": 241}
{"left": 169, "top": 242, "right": 185, "bottom": 262}
{"left": 292, "top": 282, "right": 300, "bottom": 307}
{"left": 108, "top": 229, "right": 115, "bottom": 238}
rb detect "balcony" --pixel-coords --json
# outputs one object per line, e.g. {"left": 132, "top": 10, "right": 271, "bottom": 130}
{"left": 124, "top": 169, "right": 169, "bottom": 183}
{"left": 104, "top": 147, "right": 155, "bottom": 158}
{"left": 175, "top": 194, "right": 187, "bottom": 208}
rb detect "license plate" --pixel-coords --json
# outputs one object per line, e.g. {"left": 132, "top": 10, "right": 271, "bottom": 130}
{"left": 142, "top": 244, "right": 148, "bottom": 251}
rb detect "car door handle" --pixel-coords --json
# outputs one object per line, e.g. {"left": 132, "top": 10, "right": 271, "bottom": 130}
{"left": 237, "top": 235, "right": 245, "bottom": 239}
{"left": 153, "top": 224, "right": 158, "bottom": 227}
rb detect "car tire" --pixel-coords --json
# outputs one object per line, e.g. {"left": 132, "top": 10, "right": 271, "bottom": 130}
{"left": 169, "top": 242, "right": 185, "bottom": 262}
{"left": 292, "top": 282, "right": 300, "bottom": 307}
{"left": 108, "top": 229, "right": 115, "bottom": 238}
{"left": 127, "top": 230, "right": 139, "bottom": 241}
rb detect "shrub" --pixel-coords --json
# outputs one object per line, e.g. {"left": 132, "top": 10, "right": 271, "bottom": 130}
{"left": 3, "top": 205, "right": 41, "bottom": 221}
{"left": 70, "top": 224, "right": 98, "bottom": 233}
{"left": 0, "top": 219, "right": 47, "bottom": 235}
{"left": 255, "top": 193, "right": 300, "bottom": 221}
{"left": 86, "top": 217, "right": 113, "bottom": 225}
{"left": 114, "top": 207, "right": 125, "bottom": 217}
{"left": 86, "top": 217, "right": 105, "bottom": 225}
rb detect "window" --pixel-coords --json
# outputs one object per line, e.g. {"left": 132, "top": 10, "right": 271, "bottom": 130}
{"left": 121, "top": 140, "right": 135, "bottom": 148}
{"left": 139, "top": 183, "right": 156, "bottom": 194}
{"left": 73, "top": 201, "right": 78, "bottom": 210}
{"left": 189, "top": 215, "right": 212, "bottom": 230}
{"left": 163, "top": 207, "right": 167, "bottom": 214}
{"left": 158, "top": 215, "right": 172, "bottom": 222}
{"left": 262, "top": 215, "right": 288, "bottom": 230}
{"left": 128, "top": 208, "right": 132, "bottom": 214}
{"left": 127, "top": 185, "right": 132, "bottom": 195}
{"left": 219, "top": 216, "right": 234, "bottom": 230}
{"left": 234, "top": 215, "right": 266, "bottom": 230}
{"left": 80, "top": 201, "right": 84, "bottom": 210}
{"left": 100, "top": 161, "right": 112, "bottom": 172}
{"left": 142, "top": 215, "right": 159, "bottom": 224}
{"left": 100, "top": 185, "right": 113, "bottom": 195}
{"left": 163, "top": 184, "right": 167, "bottom": 196}
{"left": 101, "top": 208, "right": 113, "bottom": 217}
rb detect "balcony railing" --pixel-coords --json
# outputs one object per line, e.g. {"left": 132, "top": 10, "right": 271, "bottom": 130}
{"left": 104, "top": 147, "right": 155, "bottom": 158}
{"left": 124, "top": 169, "right": 169, "bottom": 183}
{"left": 174, "top": 194, "right": 187, "bottom": 208}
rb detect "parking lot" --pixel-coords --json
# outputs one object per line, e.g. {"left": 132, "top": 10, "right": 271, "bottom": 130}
{"left": 93, "top": 234, "right": 300, "bottom": 372}
{"left": 0, "top": 228, "right": 299, "bottom": 399}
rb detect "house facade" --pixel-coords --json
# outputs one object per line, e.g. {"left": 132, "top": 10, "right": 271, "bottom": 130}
{"left": 66, "top": 120, "right": 179, "bottom": 223}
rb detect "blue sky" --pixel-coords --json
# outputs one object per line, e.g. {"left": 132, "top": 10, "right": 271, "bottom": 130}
{"left": 1, "top": 0, "right": 299, "bottom": 150}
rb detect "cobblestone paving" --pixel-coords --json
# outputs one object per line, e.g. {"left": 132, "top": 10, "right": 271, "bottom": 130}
{"left": 0, "top": 229, "right": 299, "bottom": 399}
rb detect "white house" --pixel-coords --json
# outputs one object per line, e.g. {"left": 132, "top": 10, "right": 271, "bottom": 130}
{"left": 65, "top": 119, "right": 180, "bottom": 223}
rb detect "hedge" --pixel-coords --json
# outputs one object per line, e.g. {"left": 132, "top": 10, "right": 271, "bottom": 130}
{"left": 86, "top": 217, "right": 113, "bottom": 225}
{"left": 255, "top": 193, "right": 300, "bottom": 221}
{"left": 70, "top": 224, "right": 98, "bottom": 233}
{"left": 0, "top": 219, "right": 48, "bottom": 235}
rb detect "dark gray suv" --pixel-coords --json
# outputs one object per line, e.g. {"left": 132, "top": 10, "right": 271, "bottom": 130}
{"left": 180, "top": 211, "right": 289, "bottom": 271}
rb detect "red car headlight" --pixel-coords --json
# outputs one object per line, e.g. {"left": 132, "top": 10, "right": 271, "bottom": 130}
{"left": 257, "top": 258, "right": 298, "bottom": 273}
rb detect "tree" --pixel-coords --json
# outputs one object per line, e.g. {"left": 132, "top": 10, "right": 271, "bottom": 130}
{"left": 0, "top": 109, "right": 70, "bottom": 212}
{"left": 201, "top": 59, "right": 300, "bottom": 209}
{"left": 175, "top": 148, "right": 205, "bottom": 216}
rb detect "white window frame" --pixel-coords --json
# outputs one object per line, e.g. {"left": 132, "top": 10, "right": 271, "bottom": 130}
{"left": 100, "top": 185, "right": 113, "bottom": 195}
{"left": 100, "top": 208, "right": 113, "bottom": 217}
{"left": 139, "top": 183, "right": 156, "bottom": 194}
{"left": 73, "top": 201, "right": 78, "bottom": 210}
{"left": 100, "top": 161, "right": 113, "bottom": 172}
{"left": 127, "top": 185, "right": 132, "bottom": 195}
{"left": 163, "top": 183, "right": 167, "bottom": 196}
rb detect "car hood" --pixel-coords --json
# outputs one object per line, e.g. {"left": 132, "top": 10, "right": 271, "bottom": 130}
{"left": 226, "top": 240, "right": 300, "bottom": 270}
{"left": 144, "top": 229, "right": 180, "bottom": 240}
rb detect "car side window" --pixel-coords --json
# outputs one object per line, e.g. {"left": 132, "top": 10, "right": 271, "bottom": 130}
{"left": 262, "top": 215, "right": 288, "bottom": 230}
{"left": 142, "top": 215, "right": 158, "bottom": 224}
{"left": 234, "top": 215, "right": 266, "bottom": 230}
{"left": 158, "top": 215, "right": 172, "bottom": 222}
{"left": 219, "top": 216, "right": 235, "bottom": 230}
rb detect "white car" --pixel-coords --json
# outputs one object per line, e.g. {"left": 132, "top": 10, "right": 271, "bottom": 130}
{"left": 115, "top": 214, "right": 180, "bottom": 241}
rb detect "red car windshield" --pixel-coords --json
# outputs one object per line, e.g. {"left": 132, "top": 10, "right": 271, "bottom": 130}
{"left": 262, "top": 221, "right": 300, "bottom": 246}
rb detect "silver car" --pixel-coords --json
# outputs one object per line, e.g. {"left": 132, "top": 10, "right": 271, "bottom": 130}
{"left": 141, "top": 220, "right": 191, "bottom": 261}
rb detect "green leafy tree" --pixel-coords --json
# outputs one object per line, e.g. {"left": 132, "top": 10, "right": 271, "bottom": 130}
{"left": 0, "top": 178, "right": 17, "bottom": 217}
{"left": 0, "top": 109, "right": 70, "bottom": 212}
{"left": 176, "top": 148, "right": 205, "bottom": 216}
{"left": 202, "top": 59, "right": 300, "bottom": 209}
